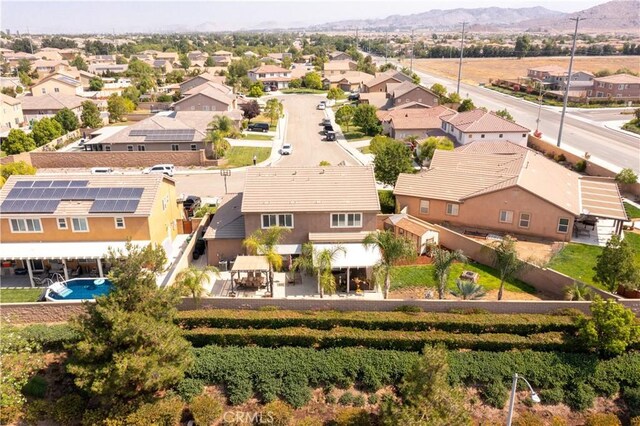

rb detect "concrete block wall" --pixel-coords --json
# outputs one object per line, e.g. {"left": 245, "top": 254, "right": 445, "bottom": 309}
{"left": 29, "top": 150, "right": 205, "bottom": 168}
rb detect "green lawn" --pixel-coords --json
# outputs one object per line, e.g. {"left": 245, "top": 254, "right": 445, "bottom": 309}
{"left": 224, "top": 147, "right": 271, "bottom": 168}
{"left": 359, "top": 145, "right": 372, "bottom": 155}
{"left": 241, "top": 133, "right": 274, "bottom": 141}
{"left": 0, "top": 288, "right": 42, "bottom": 303}
{"left": 389, "top": 263, "right": 536, "bottom": 294}
{"left": 252, "top": 115, "right": 278, "bottom": 130}
{"left": 624, "top": 202, "right": 640, "bottom": 219}
{"left": 622, "top": 119, "right": 640, "bottom": 135}
{"left": 280, "top": 88, "right": 327, "bottom": 94}
{"left": 343, "top": 126, "right": 368, "bottom": 141}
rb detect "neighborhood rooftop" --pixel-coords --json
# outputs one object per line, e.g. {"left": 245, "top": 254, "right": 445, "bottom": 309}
{"left": 441, "top": 109, "right": 530, "bottom": 133}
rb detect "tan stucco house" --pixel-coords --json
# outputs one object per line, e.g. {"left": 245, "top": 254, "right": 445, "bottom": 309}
{"left": 31, "top": 73, "right": 83, "bottom": 97}
{"left": 1, "top": 93, "right": 25, "bottom": 133}
{"left": 440, "top": 109, "right": 530, "bottom": 146}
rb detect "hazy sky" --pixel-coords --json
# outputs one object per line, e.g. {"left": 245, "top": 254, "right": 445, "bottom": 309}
{"left": 2, "top": 0, "right": 607, "bottom": 34}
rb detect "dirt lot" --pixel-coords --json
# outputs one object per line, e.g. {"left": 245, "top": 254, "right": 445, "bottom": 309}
{"left": 411, "top": 56, "right": 640, "bottom": 85}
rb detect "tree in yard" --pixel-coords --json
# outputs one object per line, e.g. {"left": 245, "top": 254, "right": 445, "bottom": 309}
{"left": 165, "top": 70, "right": 185, "bottom": 84}
{"left": 447, "top": 91, "right": 462, "bottom": 104}
{"left": 429, "top": 83, "right": 447, "bottom": 101}
{"left": 292, "top": 242, "right": 345, "bottom": 297}
{"left": 18, "top": 71, "right": 32, "bottom": 87}
{"left": 70, "top": 55, "right": 88, "bottom": 71}
{"left": 615, "top": 168, "right": 638, "bottom": 185}
{"left": 303, "top": 71, "right": 323, "bottom": 90}
{"left": 634, "top": 108, "right": 640, "bottom": 120}
{"left": 248, "top": 83, "right": 264, "bottom": 98}
{"left": 451, "top": 279, "right": 486, "bottom": 300}
{"left": 66, "top": 242, "right": 192, "bottom": 405}
{"left": 514, "top": 35, "right": 532, "bottom": 59}
{"left": 288, "top": 78, "right": 302, "bottom": 89}
{"left": 0, "top": 161, "right": 36, "bottom": 187}
{"left": 417, "top": 136, "right": 454, "bottom": 163}
{"left": 492, "top": 235, "right": 524, "bottom": 300}
{"left": 431, "top": 246, "right": 467, "bottom": 300}
{"left": 495, "top": 108, "right": 514, "bottom": 122}
{"left": 17, "top": 59, "right": 31, "bottom": 75}
{"left": 352, "top": 103, "right": 382, "bottom": 136}
{"left": 209, "top": 115, "right": 236, "bottom": 136}
{"left": 380, "top": 345, "right": 470, "bottom": 426}
{"left": 563, "top": 281, "right": 594, "bottom": 301}
{"left": 31, "top": 117, "right": 64, "bottom": 146}
{"left": 53, "top": 108, "right": 79, "bottom": 132}
{"left": 363, "top": 230, "right": 416, "bottom": 299}
{"left": 327, "top": 87, "right": 345, "bottom": 100}
{"left": 115, "top": 55, "right": 128, "bottom": 65}
{"left": 179, "top": 54, "right": 191, "bottom": 70}
{"left": 357, "top": 55, "right": 377, "bottom": 75}
{"left": 457, "top": 98, "right": 475, "bottom": 112}
{"left": 1, "top": 129, "right": 36, "bottom": 155}
{"left": 204, "top": 130, "right": 230, "bottom": 160}
{"left": 107, "top": 94, "right": 135, "bottom": 122}
{"left": 175, "top": 265, "right": 219, "bottom": 308}
{"left": 369, "top": 135, "right": 397, "bottom": 155}
{"left": 122, "top": 86, "right": 141, "bottom": 105}
{"left": 241, "top": 100, "right": 261, "bottom": 123}
{"left": 88, "top": 77, "right": 104, "bottom": 91}
{"left": 243, "top": 227, "right": 291, "bottom": 295}
{"left": 334, "top": 104, "right": 355, "bottom": 132}
{"left": 378, "top": 63, "right": 397, "bottom": 73}
{"left": 205, "top": 56, "right": 215, "bottom": 67}
{"left": 401, "top": 67, "right": 420, "bottom": 84}
{"left": 576, "top": 296, "right": 640, "bottom": 357}
{"left": 264, "top": 98, "right": 284, "bottom": 126}
{"left": 373, "top": 140, "right": 414, "bottom": 187}
{"left": 81, "top": 100, "right": 102, "bottom": 128}
{"left": 593, "top": 235, "right": 638, "bottom": 293}
{"left": 1, "top": 87, "right": 16, "bottom": 98}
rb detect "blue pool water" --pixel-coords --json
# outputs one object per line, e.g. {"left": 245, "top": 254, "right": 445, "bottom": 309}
{"left": 48, "top": 278, "right": 114, "bottom": 301}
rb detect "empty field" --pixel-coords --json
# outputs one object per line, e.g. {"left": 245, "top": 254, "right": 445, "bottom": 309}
{"left": 411, "top": 56, "right": 640, "bottom": 85}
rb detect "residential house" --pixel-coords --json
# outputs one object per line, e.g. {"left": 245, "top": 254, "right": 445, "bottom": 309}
{"left": 33, "top": 59, "right": 69, "bottom": 76}
{"left": 0, "top": 93, "right": 25, "bottom": 133}
{"left": 248, "top": 65, "right": 292, "bottom": 89}
{"left": 393, "top": 141, "right": 627, "bottom": 242}
{"left": 87, "top": 54, "right": 117, "bottom": 64}
{"left": 377, "top": 105, "right": 455, "bottom": 139}
{"left": 526, "top": 65, "right": 566, "bottom": 87}
{"left": 323, "top": 60, "right": 358, "bottom": 76}
{"left": 322, "top": 71, "right": 375, "bottom": 92}
{"left": 558, "top": 70, "right": 594, "bottom": 91}
{"left": 0, "top": 174, "right": 181, "bottom": 286}
{"left": 388, "top": 81, "right": 439, "bottom": 108}
{"left": 31, "top": 73, "right": 83, "bottom": 97}
{"left": 329, "top": 51, "right": 352, "bottom": 61}
{"left": 267, "top": 53, "right": 292, "bottom": 62}
{"left": 88, "top": 64, "right": 128, "bottom": 75}
{"left": 214, "top": 50, "right": 233, "bottom": 58}
{"left": 440, "top": 109, "right": 530, "bottom": 146}
{"left": 243, "top": 51, "right": 259, "bottom": 58}
{"left": 291, "top": 64, "right": 315, "bottom": 80}
{"left": 35, "top": 48, "right": 63, "bottom": 61}
{"left": 362, "top": 70, "right": 412, "bottom": 93}
{"left": 179, "top": 72, "right": 227, "bottom": 94}
{"left": 188, "top": 51, "right": 208, "bottom": 62}
{"left": 590, "top": 74, "right": 640, "bottom": 100}
{"left": 210, "top": 55, "right": 232, "bottom": 67}
{"left": 20, "top": 93, "right": 86, "bottom": 122}
{"left": 155, "top": 52, "right": 179, "bottom": 63}
{"left": 88, "top": 110, "right": 241, "bottom": 152}
{"left": 58, "top": 49, "right": 81, "bottom": 61}
{"left": 173, "top": 82, "right": 236, "bottom": 112}
{"left": 152, "top": 59, "right": 174, "bottom": 74}
{"left": 205, "top": 166, "right": 382, "bottom": 290}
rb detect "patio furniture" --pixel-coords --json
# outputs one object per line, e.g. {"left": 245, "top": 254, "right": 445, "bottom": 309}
{"left": 32, "top": 276, "right": 46, "bottom": 287}
{"left": 89, "top": 268, "right": 98, "bottom": 277}
{"left": 71, "top": 266, "right": 82, "bottom": 277}
{"left": 14, "top": 268, "right": 28, "bottom": 275}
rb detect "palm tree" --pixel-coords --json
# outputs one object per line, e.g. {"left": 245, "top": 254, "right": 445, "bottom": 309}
{"left": 292, "top": 242, "right": 345, "bottom": 298}
{"left": 431, "top": 246, "right": 467, "bottom": 300}
{"left": 175, "top": 265, "right": 219, "bottom": 308}
{"left": 243, "top": 227, "right": 290, "bottom": 295}
{"left": 492, "top": 235, "right": 524, "bottom": 301}
{"left": 209, "top": 115, "right": 234, "bottom": 136}
{"left": 204, "top": 129, "right": 230, "bottom": 160}
{"left": 563, "top": 281, "right": 594, "bottom": 301}
{"left": 363, "top": 230, "right": 416, "bottom": 299}
{"left": 450, "top": 279, "right": 486, "bottom": 300}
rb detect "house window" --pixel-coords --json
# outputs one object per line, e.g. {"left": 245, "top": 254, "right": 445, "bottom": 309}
{"left": 190, "top": 144, "right": 197, "bottom": 151}
{"left": 522, "top": 133, "right": 526, "bottom": 137}
{"left": 41, "top": 88, "right": 46, "bottom": 94}
{"left": 114, "top": 217, "right": 125, "bottom": 229}
{"left": 618, "top": 84, "right": 625, "bottom": 90}
{"left": 203, "top": 105, "right": 210, "bottom": 111}
{"left": 499, "top": 210, "right": 514, "bottom": 224}
{"left": 137, "top": 145, "right": 145, "bottom": 151}
{"left": 557, "top": 217, "right": 570, "bottom": 233}
{"left": 57, "top": 218, "right": 67, "bottom": 230}
{"left": 519, "top": 213, "right": 531, "bottom": 229}
{"left": 71, "top": 217, "right": 89, "bottom": 232}
{"left": 54, "top": 87, "right": 60, "bottom": 93}
{"left": 171, "top": 144, "right": 179, "bottom": 151}
{"left": 330, "top": 212, "right": 363, "bottom": 228}
{"left": 261, "top": 213, "right": 294, "bottom": 228}
{"left": 10, "top": 218, "right": 42, "bottom": 233}
{"left": 419, "top": 200, "right": 429, "bottom": 214}
{"left": 127, "top": 145, "right": 134, "bottom": 151}
{"left": 481, "top": 134, "right": 485, "bottom": 138}
{"left": 446, "top": 203, "right": 459, "bottom": 216}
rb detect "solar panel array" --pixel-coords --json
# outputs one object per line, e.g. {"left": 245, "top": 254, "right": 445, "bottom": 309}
{"left": 0, "top": 180, "right": 143, "bottom": 214}
{"left": 128, "top": 129, "right": 195, "bottom": 142}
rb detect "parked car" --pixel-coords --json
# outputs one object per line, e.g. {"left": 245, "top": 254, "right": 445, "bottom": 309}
{"left": 263, "top": 85, "right": 271, "bottom": 92}
{"left": 323, "top": 124, "right": 334, "bottom": 134}
{"left": 183, "top": 195, "right": 202, "bottom": 215}
{"left": 143, "top": 164, "right": 175, "bottom": 177}
{"left": 325, "top": 131, "right": 336, "bottom": 142}
{"left": 348, "top": 93, "right": 360, "bottom": 101}
{"left": 280, "top": 144, "right": 292, "bottom": 155}
{"left": 321, "top": 118, "right": 331, "bottom": 126}
{"left": 91, "top": 167, "right": 114, "bottom": 175}
{"left": 317, "top": 103, "right": 326, "bottom": 110}
{"left": 247, "top": 122, "right": 270, "bottom": 133}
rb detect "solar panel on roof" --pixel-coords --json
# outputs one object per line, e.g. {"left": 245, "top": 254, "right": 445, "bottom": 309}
{"left": 32, "top": 181, "right": 52, "bottom": 188}
{"left": 69, "top": 180, "right": 89, "bottom": 187}
{"left": 30, "top": 188, "right": 46, "bottom": 199}
{"left": 130, "top": 188, "right": 144, "bottom": 198}
{"left": 51, "top": 181, "right": 72, "bottom": 188}
{"left": 14, "top": 181, "right": 34, "bottom": 188}
{"left": 62, "top": 188, "right": 78, "bottom": 199}
{"left": 129, "top": 129, "right": 148, "bottom": 136}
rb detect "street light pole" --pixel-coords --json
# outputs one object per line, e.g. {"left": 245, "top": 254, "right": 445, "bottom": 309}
{"left": 220, "top": 169, "right": 231, "bottom": 194}
{"left": 557, "top": 16, "right": 584, "bottom": 147}
{"left": 506, "top": 373, "right": 541, "bottom": 426}
{"left": 456, "top": 22, "right": 468, "bottom": 96}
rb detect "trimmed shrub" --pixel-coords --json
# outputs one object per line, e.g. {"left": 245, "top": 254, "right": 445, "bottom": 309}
{"left": 280, "top": 371, "right": 311, "bottom": 408}
{"left": 22, "top": 376, "right": 47, "bottom": 398}
{"left": 624, "top": 387, "right": 640, "bottom": 417}
{"left": 262, "top": 400, "right": 294, "bottom": 426}
{"left": 20, "top": 324, "right": 80, "bottom": 350}
{"left": 176, "top": 378, "right": 204, "bottom": 402}
{"left": 565, "top": 382, "right": 596, "bottom": 411}
{"left": 326, "top": 394, "right": 337, "bottom": 404}
{"left": 126, "top": 396, "right": 184, "bottom": 426}
{"left": 22, "top": 399, "right": 51, "bottom": 425}
{"left": 540, "top": 388, "right": 564, "bottom": 405}
{"left": 339, "top": 391, "right": 355, "bottom": 406}
{"left": 368, "top": 394, "right": 379, "bottom": 405}
{"left": 334, "top": 408, "right": 372, "bottom": 426}
{"left": 584, "top": 413, "right": 622, "bottom": 426}
{"left": 575, "top": 160, "right": 587, "bottom": 173}
{"left": 52, "top": 394, "right": 86, "bottom": 426}
{"left": 190, "top": 394, "right": 224, "bottom": 426}
{"left": 513, "top": 412, "right": 545, "bottom": 426}
{"left": 226, "top": 370, "right": 253, "bottom": 406}
{"left": 481, "top": 380, "right": 509, "bottom": 409}
{"left": 353, "top": 394, "right": 366, "bottom": 407}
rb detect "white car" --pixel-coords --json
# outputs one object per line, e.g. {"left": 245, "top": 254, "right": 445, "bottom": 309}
{"left": 143, "top": 164, "right": 175, "bottom": 177}
{"left": 280, "top": 144, "right": 292, "bottom": 155}
{"left": 317, "top": 103, "right": 326, "bottom": 110}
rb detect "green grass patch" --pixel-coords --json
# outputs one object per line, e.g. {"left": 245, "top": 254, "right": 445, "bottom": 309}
{"left": 343, "top": 126, "right": 368, "bottom": 141}
{"left": 280, "top": 88, "right": 327, "bottom": 94}
{"left": 0, "top": 288, "right": 42, "bottom": 303}
{"left": 389, "top": 263, "right": 535, "bottom": 294}
{"left": 241, "top": 133, "right": 274, "bottom": 141}
{"left": 224, "top": 147, "right": 271, "bottom": 168}
{"left": 358, "top": 145, "right": 372, "bottom": 154}
{"left": 622, "top": 118, "right": 640, "bottom": 134}
{"left": 251, "top": 115, "right": 277, "bottom": 130}
{"left": 625, "top": 202, "right": 640, "bottom": 219}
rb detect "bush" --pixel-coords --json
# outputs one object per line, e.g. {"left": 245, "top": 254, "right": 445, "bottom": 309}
{"left": 22, "top": 399, "right": 51, "bottom": 425}
{"left": 352, "top": 394, "right": 366, "bottom": 407}
{"left": 189, "top": 394, "right": 223, "bottom": 426}
{"left": 125, "top": 396, "right": 184, "bottom": 426}
{"left": 19, "top": 323, "right": 80, "bottom": 351}
{"left": 554, "top": 153, "right": 566, "bottom": 162}
{"left": 262, "top": 400, "right": 294, "bottom": 426}
{"left": 624, "top": 387, "right": 640, "bottom": 417}
{"left": 334, "top": 408, "right": 372, "bottom": 426}
{"left": 326, "top": 394, "right": 337, "bottom": 404}
{"left": 616, "top": 168, "right": 638, "bottom": 184}
{"left": 297, "top": 417, "right": 323, "bottom": 426}
{"left": 368, "top": 394, "right": 379, "bottom": 405}
{"left": 539, "top": 388, "right": 564, "bottom": 405}
{"left": 52, "top": 394, "right": 86, "bottom": 426}
{"left": 22, "top": 375, "right": 47, "bottom": 398}
{"left": 481, "top": 380, "right": 509, "bottom": 408}
{"left": 513, "top": 412, "right": 545, "bottom": 426}
{"left": 280, "top": 371, "right": 311, "bottom": 408}
{"left": 565, "top": 382, "right": 596, "bottom": 411}
{"left": 584, "top": 413, "right": 622, "bottom": 426}
{"left": 339, "top": 391, "right": 355, "bottom": 406}
{"left": 176, "top": 378, "right": 204, "bottom": 402}
{"left": 392, "top": 305, "right": 422, "bottom": 314}
{"left": 575, "top": 159, "right": 587, "bottom": 172}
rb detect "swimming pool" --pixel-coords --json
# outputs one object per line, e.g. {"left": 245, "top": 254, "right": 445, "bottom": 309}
{"left": 45, "top": 278, "right": 114, "bottom": 301}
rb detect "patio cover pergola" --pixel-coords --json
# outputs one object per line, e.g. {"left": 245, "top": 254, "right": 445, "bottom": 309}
{"left": 313, "top": 243, "right": 381, "bottom": 293}
{"left": 230, "top": 255, "right": 271, "bottom": 293}
{"left": 579, "top": 177, "right": 628, "bottom": 233}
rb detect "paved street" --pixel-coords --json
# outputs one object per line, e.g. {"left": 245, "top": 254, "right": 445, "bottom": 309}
{"left": 371, "top": 55, "right": 640, "bottom": 172}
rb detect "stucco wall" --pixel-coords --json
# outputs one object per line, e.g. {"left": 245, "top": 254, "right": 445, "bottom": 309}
{"left": 207, "top": 238, "right": 245, "bottom": 266}
{"left": 30, "top": 150, "right": 206, "bottom": 168}
{"left": 392, "top": 87, "right": 438, "bottom": 107}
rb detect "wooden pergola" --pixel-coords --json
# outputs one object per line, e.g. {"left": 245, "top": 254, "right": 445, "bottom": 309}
{"left": 230, "top": 255, "right": 270, "bottom": 294}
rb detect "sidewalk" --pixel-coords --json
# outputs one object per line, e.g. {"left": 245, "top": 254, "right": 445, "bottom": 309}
{"left": 324, "top": 108, "right": 371, "bottom": 166}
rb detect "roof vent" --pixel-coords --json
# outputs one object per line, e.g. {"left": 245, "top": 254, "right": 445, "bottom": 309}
{"left": 320, "top": 169, "right": 325, "bottom": 174}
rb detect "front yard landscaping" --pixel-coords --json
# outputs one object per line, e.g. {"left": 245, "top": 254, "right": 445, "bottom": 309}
{"left": 0, "top": 288, "right": 42, "bottom": 303}
{"left": 250, "top": 114, "right": 278, "bottom": 130}
{"left": 240, "top": 133, "right": 274, "bottom": 141}
{"left": 224, "top": 146, "right": 271, "bottom": 167}
{"left": 342, "top": 126, "right": 368, "bottom": 141}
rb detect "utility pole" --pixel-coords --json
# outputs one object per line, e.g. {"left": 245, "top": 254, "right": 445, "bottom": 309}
{"left": 557, "top": 16, "right": 584, "bottom": 147}
{"left": 410, "top": 29, "right": 415, "bottom": 72}
{"left": 355, "top": 28, "right": 359, "bottom": 52}
{"left": 26, "top": 27, "right": 33, "bottom": 54}
{"left": 384, "top": 32, "right": 389, "bottom": 63}
{"left": 456, "top": 22, "right": 468, "bottom": 96}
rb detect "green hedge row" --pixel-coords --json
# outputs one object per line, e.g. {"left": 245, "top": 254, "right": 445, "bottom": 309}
{"left": 187, "top": 346, "right": 640, "bottom": 410}
{"left": 176, "top": 309, "right": 577, "bottom": 335}
{"left": 183, "top": 327, "right": 571, "bottom": 352}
